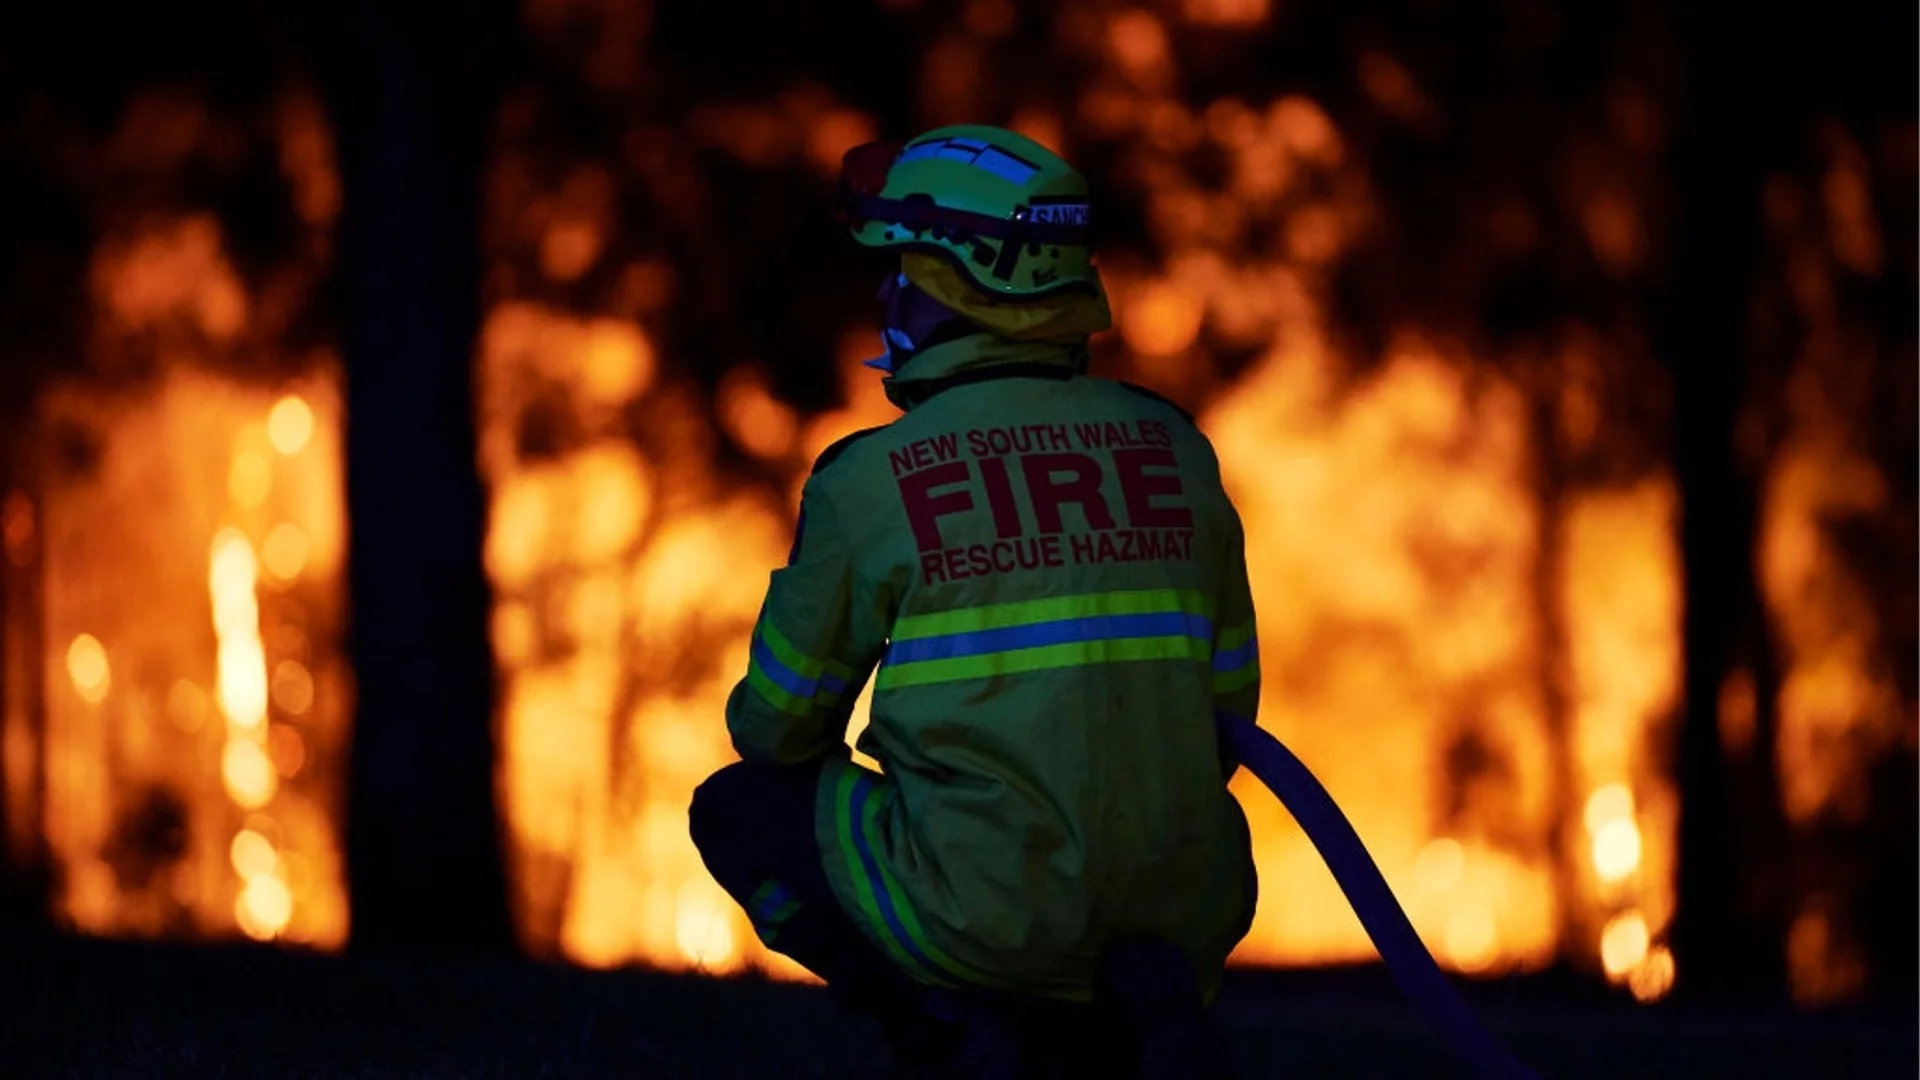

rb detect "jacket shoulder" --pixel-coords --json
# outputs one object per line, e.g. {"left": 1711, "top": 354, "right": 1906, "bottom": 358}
{"left": 809, "top": 425, "right": 891, "bottom": 478}
{"left": 1115, "top": 381, "right": 1199, "bottom": 428}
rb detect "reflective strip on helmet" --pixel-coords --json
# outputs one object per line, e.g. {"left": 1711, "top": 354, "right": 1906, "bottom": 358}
{"left": 897, "top": 136, "right": 1041, "bottom": 186}
{"left": 876, "top": 589, "right": 1215, "bottom": 690}
{"left": 1212, "top": 620, "right": 1260, "bottom": 694}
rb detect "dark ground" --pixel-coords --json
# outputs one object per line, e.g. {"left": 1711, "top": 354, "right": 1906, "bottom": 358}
{"left": 0, "top": 929, "right": 1911, "bottom": 1079}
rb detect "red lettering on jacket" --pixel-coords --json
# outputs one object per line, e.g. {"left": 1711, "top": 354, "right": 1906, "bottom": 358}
{"left": 1113, "top": 448, "right": 1195, "bottom": 529}
{"left": 898, "top": 461, "right": 975, "bottom": 551}
{"left": 977, "top": 456, "right": 1024, "bottom": 538}
{"left": 1021, "top": 452, "right": 1116, "bottom": 533}
{"left": 891, "top": 433, "right": 962, "bottom": 477}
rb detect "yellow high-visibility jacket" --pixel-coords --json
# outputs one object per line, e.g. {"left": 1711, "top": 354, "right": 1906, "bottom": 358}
{"left": 726, "top": 332, "right": 1259, "bottom": 1000}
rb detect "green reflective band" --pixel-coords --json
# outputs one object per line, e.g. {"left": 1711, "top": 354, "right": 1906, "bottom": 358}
{"left": 892, "top": 589, "right": 1213, "bottom": 642}
{"left": 831, "top": 769, "right": 944, "bottom": 981}
{"left": 879, "top": 635, "right": 1210, "bottom": 691}
{"left": 1212, "top": 662, "right": 1260, "bottom": 695}
{"left": 1216, "top": 620, "right": 1256, "bottom": 652}
{"left": 747, "top": 611, "right": 856, "bottom": 717}
{"left": 746, "top": 663, "right": 814, "bottom": 717}
{"left": 1211, "top": 618, "right": 1259, "bottom": 695}
{"left": 853, "top": 783, "right": 1003, "bottom": 989}
{"left": 758, "top": 614, "right": 855, "bottom": 682}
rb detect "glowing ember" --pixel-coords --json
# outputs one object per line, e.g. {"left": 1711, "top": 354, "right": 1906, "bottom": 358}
{"left": 1583, "top": 782, "right": 1635, "bottom": 834}
{"left": 237, "top": 872, "right": 294, "bottom": 940}
{"left": 1584, "top": 782, "right": 1644, "bottom": 884}
{"left": 212, "top": 529, "right": 269, "bottom": 732}
{"left": 1600, "top": 910, "right": 1651, "bottom": 977}
{"left": 1630, "top": 944, "right": 1676, "bottom": 1002}
{"left": 230, "top": 828, "right": 278, "bottom": 878}
{"left": 267, "top": 395, "right": 315, "bottom": 456}
{"left": 1591, "top": 819, "right": 1643, "bottom": 884}
{"left": 222, "top": 739, "right": 278, "bottom": 809}
{"left": 65, "top": 634, "right": 112, "bottom": 704}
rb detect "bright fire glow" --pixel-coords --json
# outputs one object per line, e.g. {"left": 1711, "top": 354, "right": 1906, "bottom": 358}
{"left": 267, "top": 395, "right": 315, "bottom": 457}
{"left": 65, "top": 634, "right": 112, "bottom": 704}
{"left": 7, "top": 7, "right": 1890, "bottom": 1009}
{"left": 17, "top": 356, "right": 351, "bottom": 944}
{"left": 477, "top": 15, "right": 1701, "bottom": 986}
{"left": 1600, "top": 910, "right": 1650, "bottom": 976}
{"left": 1630, "top": 944, "right": 1675, "bottom": 1002}
{"left": 0, "top": 85, "right": 356, "bottom": 946}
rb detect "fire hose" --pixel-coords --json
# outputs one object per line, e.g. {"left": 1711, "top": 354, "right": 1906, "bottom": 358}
{"left": 1217, "top": 711, "right": 1543, "bottom": 1080}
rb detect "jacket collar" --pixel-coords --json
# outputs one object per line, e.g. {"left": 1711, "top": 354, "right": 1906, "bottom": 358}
{"left": 882, "top": 334, "right": 1086, "bottom": 411}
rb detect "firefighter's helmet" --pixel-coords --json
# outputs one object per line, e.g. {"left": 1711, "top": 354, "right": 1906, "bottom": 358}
{"left": 836, "top": 125, "right": 1101, "bottom": 301}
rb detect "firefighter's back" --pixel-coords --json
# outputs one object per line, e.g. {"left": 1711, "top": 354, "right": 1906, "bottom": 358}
{"left": 823, "top": 370, "right": 1257, "bottom": 999}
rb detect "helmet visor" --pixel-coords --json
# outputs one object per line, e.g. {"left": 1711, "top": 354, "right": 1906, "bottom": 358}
{"left": 834, "top": 141, "right": 902, "bottom": 227}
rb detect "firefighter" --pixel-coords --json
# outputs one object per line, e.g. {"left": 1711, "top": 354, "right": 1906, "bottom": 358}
{"left": 689, "top": 125, "right": 1260, "bottom": 1075}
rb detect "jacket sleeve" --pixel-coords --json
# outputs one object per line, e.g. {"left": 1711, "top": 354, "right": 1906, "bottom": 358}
{"left": 726, "top": 475, "right": 885, "bottom": 765}
{"left": 1211, "top": 502, "right": 1261, "bottom": 781}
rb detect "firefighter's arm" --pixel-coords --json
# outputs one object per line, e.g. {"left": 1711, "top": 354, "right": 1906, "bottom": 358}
{"left": 1211, "top": 505, "right": 1261, "bottom": 782}
{"left": 726, "top": 477, "right": 882, "bottom": 765}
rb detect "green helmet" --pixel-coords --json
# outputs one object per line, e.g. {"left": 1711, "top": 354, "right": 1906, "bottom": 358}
{"left": 836, "top": 125, "right": 1098, "bottom": 300}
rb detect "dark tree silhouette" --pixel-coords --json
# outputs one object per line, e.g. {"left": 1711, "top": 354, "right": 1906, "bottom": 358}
{"left": 1659, "top": 0, "right": 1793, "bottom": 1002}
{"left": 297, "top": 0, "right": 519, "bottom": 954}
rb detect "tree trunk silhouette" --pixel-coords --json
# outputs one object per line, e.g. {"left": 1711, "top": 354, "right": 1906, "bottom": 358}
{"left": 0, "top": 426, "right": 51, "bottom": 927}
{"left": 1661, "top": 0, "right": 1792, "bottom": 1003}
{"left": 298, "top": 0, "right": 518, "bottom": 955}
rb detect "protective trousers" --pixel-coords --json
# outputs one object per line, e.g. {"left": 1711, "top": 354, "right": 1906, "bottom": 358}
{"left": 688, "top": 758, "right": 932, "bottom": 1034}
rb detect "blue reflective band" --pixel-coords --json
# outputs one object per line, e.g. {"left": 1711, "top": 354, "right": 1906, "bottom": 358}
{"left": 897, "top": 137, "right": 1040, "bottom": 186}
{"left": 848, "top": 775, "right": 948, "bottom": 977}
{"left": 884, "top": 611, "right": 1214, "bottom": 667}
{"left": 971, "top": 147, "right": 1039, "bottom": 185}
{"left": 751, "top": 637, "right": 817, "bottom": 698}
{"left": 751, "top": 636, "right": 848, "bottom": 700}
{"left": 1213, "top": 637, "right": 1259, "bottom": 673}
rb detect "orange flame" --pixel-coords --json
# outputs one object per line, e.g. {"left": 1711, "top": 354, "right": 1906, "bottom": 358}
{"left": 5, "top": 86, "right": 350, "bottom": 947}
{"left": 21, "top": 366, "right": 349, "bottom": 946}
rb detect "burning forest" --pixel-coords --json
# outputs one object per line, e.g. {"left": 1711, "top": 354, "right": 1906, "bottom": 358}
{"left": 0, "top": 0, "right": 1913, "bottom": 1020}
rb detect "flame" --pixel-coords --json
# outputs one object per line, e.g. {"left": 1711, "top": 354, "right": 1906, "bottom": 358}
{"left": 15, "top": 79, "right": 352, "bottom": 955}
{"left": 17, "top": 363, "right": 350, "bottom": 946}
{"left": 1750, "top": 127, "right": 1903, "bottom": 1003}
